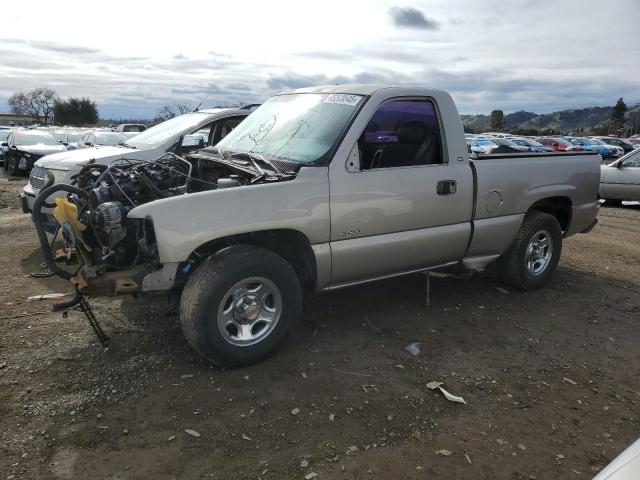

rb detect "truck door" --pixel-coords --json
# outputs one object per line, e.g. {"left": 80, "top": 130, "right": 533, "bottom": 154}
{"left": 328, "top": 97, "right": 474, "bottom": 286}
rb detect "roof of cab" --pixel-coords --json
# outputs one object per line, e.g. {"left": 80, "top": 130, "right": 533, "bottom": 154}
{"left": 277, "top": 84, "right": 444, "bottom": 97}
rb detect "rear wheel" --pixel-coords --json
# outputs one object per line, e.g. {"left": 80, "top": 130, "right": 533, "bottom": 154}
{"left": 497, "top": 211, "right": 562, "bottom": 291}
{"left": 180, "top": 245, "right": 302, "bottom": 367}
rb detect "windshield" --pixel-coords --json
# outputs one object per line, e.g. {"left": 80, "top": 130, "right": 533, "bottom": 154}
{"left": 575, "top": 138, "right": 594, "bottom": 145}
{"left": 15, "top": 133, "right": 59, "bottom": 146}
{"left": 0, "top": 131, "right": 10, "bottom": 141}
{"left": 216, "top": 93, "right": 365, "bottom": 163}
{"left": 498, "top": 139, "right": 519, "bottom": 147}
{"left": 476, "top": 139, "right": 497, "bottom": 146}
{"left": 125, "top": 113, "right": 209, "bottom": 149}
{"left": 590, "top": 139, "right": 606, "bottom": 145}
{"left": 95, "top": 133, "right": 125, "bottom": 145}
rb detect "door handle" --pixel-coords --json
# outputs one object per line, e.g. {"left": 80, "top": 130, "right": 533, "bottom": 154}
{"left": 437, "top": 180, "right": 457, "bottom": 195}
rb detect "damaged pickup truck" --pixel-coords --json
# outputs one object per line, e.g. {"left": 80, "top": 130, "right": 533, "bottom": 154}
{"left": 33, "top": 85, "right": 601, "bottom": 367}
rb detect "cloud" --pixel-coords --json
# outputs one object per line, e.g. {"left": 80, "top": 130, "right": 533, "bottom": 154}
{"left": 388, "top": 6, "right": 439, "bottom": 30}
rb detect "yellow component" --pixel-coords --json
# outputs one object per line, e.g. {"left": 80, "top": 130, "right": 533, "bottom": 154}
{"left": 52, "top": 198, "right": 86, "bottom": 232}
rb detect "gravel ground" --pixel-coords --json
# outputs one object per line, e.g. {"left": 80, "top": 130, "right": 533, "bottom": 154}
{"left": 0, "top": 174, "right": 638, "bottom": 480}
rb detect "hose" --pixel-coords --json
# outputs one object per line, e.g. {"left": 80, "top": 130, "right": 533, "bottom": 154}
{"left": 32, "top": 179, "right": 89, "bottom": 281}
{"left": 53, "top": 286, "right": 82, "bottom": 311}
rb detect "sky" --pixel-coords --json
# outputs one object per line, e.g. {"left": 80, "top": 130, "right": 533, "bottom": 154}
{"left": 1, "top": 0, "right": 638, "bottom": 119}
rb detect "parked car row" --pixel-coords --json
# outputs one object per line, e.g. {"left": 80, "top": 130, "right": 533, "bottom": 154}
{"left": 466, "top": 133, "right": 638, "bottom": 158}
{"left": 0, "top": 124, "right": 145, "bottom": 176}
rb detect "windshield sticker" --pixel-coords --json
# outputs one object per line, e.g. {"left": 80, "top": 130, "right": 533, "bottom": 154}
{"left": 323, "top": 94, "right": 363, "bottom": 107}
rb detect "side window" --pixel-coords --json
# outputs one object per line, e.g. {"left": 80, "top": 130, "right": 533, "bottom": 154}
{"left": 358, "top": 99, "right": 443, "bottom": 170}
{"left": 211, "top": 116, "right": 245, "bottom": 145}
{"left": 621, "top": 151, "right": 640, "bottom": 168}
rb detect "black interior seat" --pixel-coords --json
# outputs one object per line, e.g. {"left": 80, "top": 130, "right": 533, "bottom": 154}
{"left": 377, "top": 121, "right": 432, "bottom": 168}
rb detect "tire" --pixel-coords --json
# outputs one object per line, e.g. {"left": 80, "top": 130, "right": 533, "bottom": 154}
{"left": 180, "top": 244, "right": 302, "bottom": 367}
{"left": 6, "top": 155, "right": 21, "bottom": 176}
{"left": 496, "top": 211, "right": 562, "bottom": 291}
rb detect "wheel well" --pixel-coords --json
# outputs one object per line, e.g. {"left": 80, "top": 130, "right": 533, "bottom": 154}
{"left": 189, "top": 229, "right": 317, "bottom": 289}
{"left": 528, "top": 197, "right": 572, "bottom": 231}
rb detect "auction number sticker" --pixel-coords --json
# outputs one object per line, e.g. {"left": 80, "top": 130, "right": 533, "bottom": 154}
{"left": 324, "top": 94, "right": 363, "bottom": 106}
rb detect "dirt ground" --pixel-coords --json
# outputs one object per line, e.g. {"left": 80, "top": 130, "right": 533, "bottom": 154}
{"left": 0, "top": 172, "right": 638, "bottom": 480}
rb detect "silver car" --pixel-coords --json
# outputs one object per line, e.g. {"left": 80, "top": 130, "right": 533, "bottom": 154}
{"left": 600, "top": 149, "right": 640, "bottom": 204}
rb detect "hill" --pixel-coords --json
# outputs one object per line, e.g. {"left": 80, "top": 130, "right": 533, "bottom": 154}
{"left": 462, "top": 104, "right": 640, "bottom": 134}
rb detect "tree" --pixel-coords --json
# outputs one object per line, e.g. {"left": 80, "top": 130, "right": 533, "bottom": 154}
{"left": 176, "top": 102, "right": 194, "bottom": 114}
{"left": 490, "top": 110, "right": 505, "bottom": 131}
{"left": 610, "top": 98, "right": 627, "bottom": 134}
{"left": 157, "top": 105, "right": 176, "bottom": 121}
{"left": 8, "top": 88, "right": 58, "bottom": 124}
{"left": 53, "top": 98, "right": 99, "bottom": 126}
{"left": 33, "top": 88, "right": 57, "bottom": 125}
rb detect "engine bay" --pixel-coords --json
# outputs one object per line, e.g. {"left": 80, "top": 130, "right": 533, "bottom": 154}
{"left": 34, "top": 148, "right": 299, "bottom": 289}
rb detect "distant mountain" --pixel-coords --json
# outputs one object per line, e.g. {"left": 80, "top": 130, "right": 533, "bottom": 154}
{"left": 462, "top": 104, "right": 640, "bottom": 134}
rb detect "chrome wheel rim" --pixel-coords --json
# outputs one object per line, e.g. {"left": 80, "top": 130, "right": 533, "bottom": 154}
{"left": 217, "top": 277, "right": 282, "bottom": 347}
{"left": 526, "top": 230, "right": 553, "bottom": 276}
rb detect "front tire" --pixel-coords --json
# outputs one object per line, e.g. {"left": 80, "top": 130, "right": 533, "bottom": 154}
{"left": 497, "top": 211, "right": 562, "bottom": 291}
{"left": 180, "top": 245, "right": 302, "bottom": 367}
{"left": 6, "top": 155, "right": 21, "bottom": 176}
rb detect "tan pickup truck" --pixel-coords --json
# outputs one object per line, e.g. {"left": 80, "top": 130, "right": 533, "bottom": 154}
{"left": 32, "top": 85, "right": 600, "bottom": 366}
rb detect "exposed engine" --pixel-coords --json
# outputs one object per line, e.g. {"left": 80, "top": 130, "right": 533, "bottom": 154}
{"left": 33, "top": 149, "right": 299, "bottom": 288}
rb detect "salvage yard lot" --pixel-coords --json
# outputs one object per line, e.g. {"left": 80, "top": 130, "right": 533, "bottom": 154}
{"left": 0, "top": 175, "right": 638, "bottom": 480}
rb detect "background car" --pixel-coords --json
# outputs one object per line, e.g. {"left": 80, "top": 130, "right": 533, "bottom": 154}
{"left": 506, "top": 137, "right": 555, "bottom": 152}
{"left": 466, "top": 137, "right": 500, "bottom": 154}
{"left": 79, "top": 131, "right": 128, "bottom": 148}
{"left": 2, "top": 130, "right": 67, "bottom": 176}
{"left": 565, "top": 136, "right": 615, "bottom": 157}
{"left": 0, "top": 130, "right": 11, "bottom": 166}
{"left": 536, "top": 137, "right": 584, "bottom": 152}
{"left": 593, "top": 136, "right": 635, "bottom": 153}
{"left": 599, "top": 149, "right": 640, "bottom": 205}
{"left": 487, "top": 137, "right": 530, "bottom": 152}
{"left": 115, "top": 123, "right": 147, "bottom": 133}
{"left": 53, "top": 130, "right": 86, "bottom": 150}
{"left": 590, "top": 138, "right": 624, "bottom": 156}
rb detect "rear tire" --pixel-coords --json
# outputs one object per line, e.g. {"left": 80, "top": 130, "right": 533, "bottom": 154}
{"left": 180, "top": 244, "right": 302, "bottom": 367}
{"left": 497, "top": 211, "right": 562, "bottom": 291}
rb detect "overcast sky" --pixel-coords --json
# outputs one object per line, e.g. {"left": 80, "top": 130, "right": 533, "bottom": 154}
{"left": 1, "top": 0, "right": 638, "bottom": 119}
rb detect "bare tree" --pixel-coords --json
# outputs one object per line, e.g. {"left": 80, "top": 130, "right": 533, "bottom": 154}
{"left": 33, "top": 88, "right": 57, "bottom": 125}
{"left": 176, "top": 102, "right": 194, "bottom": 114}
{"left": 157, "top": 105, "right": 176, "bottom": 121}
{"left": 8, "top": 88, "right": 58, "bottom": 124}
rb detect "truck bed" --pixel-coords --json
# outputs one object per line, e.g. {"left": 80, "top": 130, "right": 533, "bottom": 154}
{"left": 461, "top": 151, "right": 601, "bottom": 270}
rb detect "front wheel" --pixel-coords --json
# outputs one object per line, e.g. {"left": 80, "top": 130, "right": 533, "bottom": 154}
{"left": 496, "top": 211, "right": 562, "bottom": 291}
{"left": 6, "top": 155, "right": 21, "bottom": 176}
{"left": 180, "top": 245, "right": 302, "bottom": 367}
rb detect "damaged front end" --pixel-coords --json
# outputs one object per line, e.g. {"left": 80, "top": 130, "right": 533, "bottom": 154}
{"left": 32, "top": 149, "right": 299, "bottom": 308}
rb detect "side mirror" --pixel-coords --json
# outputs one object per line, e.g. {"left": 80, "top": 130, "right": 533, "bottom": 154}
{"left": 182, "top": 134, "right": 204, "bottom": 148}
{"left": 0, "top": 142, "right": 8, "bottom": 147}
{"left": 61, "top": 141, "right": 69, "bottom": 146}
{"left": 84, "top": 142, "right": 93, "bottom": 146}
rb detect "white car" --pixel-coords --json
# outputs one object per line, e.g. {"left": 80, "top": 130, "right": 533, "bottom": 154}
{"left": 599, "top": 149, "right": 640, "bottom": 204}
{"left": 594, "top": 437, "right": 640, "bottom": 479}
{"left": 114, "top": 123, "right": 147, "bottom": 133}
{"left": 21, "top": 106, "right": 256, "bottom": 223}
{"left": 78, "top": 131, "right": 127, "bottom": 148}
